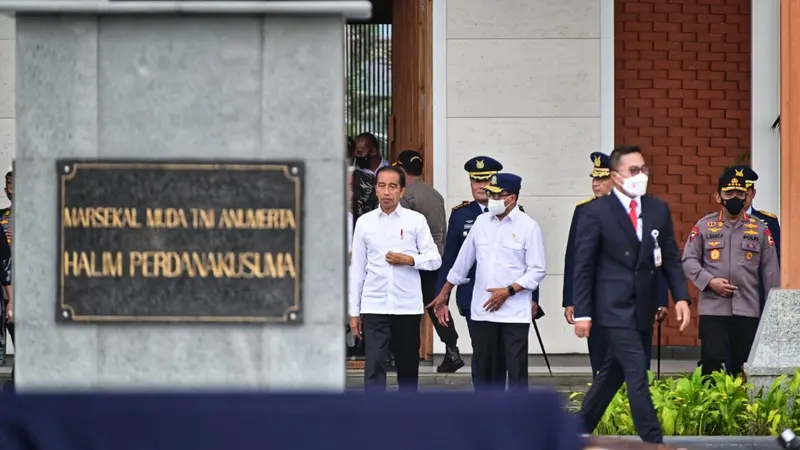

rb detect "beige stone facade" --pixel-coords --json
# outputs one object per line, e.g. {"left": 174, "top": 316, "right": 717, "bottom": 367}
{"left": 436, "top": 0, "right": 606, "bottom": 354}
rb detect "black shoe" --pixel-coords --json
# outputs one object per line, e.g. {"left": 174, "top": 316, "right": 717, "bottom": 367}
{"left": 385, "top": 353, "right": 397, "bottom": 372}
{"left": 437, "top": 346, "right": 465, "bottom": 373}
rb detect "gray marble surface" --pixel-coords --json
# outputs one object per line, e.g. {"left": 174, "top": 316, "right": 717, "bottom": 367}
{"left": 745, "top": 289, "right": 800, "bottom": 392}
{"left": 14, "top": 15, "right": 346, "bottom": 390}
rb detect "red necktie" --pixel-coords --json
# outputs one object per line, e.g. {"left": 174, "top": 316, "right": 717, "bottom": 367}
{"left": 629, "top": 200, "right": 638, "bottom": 231}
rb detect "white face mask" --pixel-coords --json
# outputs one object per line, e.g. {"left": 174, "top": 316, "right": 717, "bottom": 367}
{"left": 487, "top": 198, "right": 508, "bottom": 216}
{"left": 622, "top": 173, "right": 648, "bottom": 197}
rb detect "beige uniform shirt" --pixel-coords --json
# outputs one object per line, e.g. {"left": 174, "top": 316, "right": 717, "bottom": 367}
{"left": 681, "top": 210, "right": 780, "bottom": 318}
{"left": 400, "top": 179, "right": 447, "bottom": 255}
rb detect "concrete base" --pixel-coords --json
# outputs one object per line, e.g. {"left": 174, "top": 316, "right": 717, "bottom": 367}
{"left": 8, "top": 9, "right": 354, "bottom": 390}
{"left": 744, "top": 289, "right": 800, "bottom": 393}
{"left": 597, "top": 436, "right": 778, "bottom": 450}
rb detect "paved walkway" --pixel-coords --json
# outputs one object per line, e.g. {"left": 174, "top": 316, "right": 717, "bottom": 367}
{"left": 346, "top": 356, "right": 698, "bottom": 391}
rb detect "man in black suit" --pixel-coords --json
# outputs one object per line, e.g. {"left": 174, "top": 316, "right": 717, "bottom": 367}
{"left": 572, "top": 145, "right": 692, "bottom": 443}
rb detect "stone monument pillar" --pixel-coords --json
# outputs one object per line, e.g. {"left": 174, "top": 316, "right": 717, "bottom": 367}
{"left": 0, "top": 1, "right": 369, "bottom": 390}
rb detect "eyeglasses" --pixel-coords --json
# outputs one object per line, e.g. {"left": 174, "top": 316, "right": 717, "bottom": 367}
{"left": 626, "top": 165, "right": 651, "bottom": 176}
{"left": 487, "top": 192, "right": 511, "bottom": 200}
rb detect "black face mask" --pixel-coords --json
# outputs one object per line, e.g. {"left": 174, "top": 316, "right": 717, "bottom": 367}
{"left": 722, "top": 196, "right": 745, "bottom": 216}
{"left": 355, "top": 156, "right": 371, "bottom": 168}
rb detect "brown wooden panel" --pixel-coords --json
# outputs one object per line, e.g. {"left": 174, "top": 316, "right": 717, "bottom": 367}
{"left": 780, "top": 0, "right": 800, "bottom": 287}
{"left": 393, "top": 0, "right": 435, "bottom": 359}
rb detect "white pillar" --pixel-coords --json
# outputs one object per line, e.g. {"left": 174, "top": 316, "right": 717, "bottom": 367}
{"left": 751, "top": 0, "right": 781, "bottom": 218}
{"left": 600, "top": 0, "right": 614, "bottom": 153}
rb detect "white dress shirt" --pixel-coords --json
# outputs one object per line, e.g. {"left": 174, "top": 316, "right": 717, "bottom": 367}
{"left": 574, "top": 189, "right": 642, "bottom": 322}
{"left": 349, "top": 204, "right": 442, "bottom": 316}
{"left": 347, "top": 212, "right": 354, "bottom": 252}
{"left": 446, "top": 206, "right": 546, "bottom": 324}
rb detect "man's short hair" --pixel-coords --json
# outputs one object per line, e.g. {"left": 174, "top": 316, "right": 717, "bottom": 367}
{"left": 609, "top": 145, "right": 642, "bottom": 172}
{"left": 355, "top": 132, "right": 379, "bottom": 151}
{"left": 376, "top": 166, "right": 406, "bottom": 189}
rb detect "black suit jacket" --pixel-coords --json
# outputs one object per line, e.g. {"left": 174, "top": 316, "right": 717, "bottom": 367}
{"left": 572, "top": 193, "right": 689, "bottom": 331}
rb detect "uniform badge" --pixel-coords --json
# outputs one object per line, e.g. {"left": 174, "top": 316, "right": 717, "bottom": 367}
{"left": 765, "top": 228, "right": 775, "bottom": 246}
{"left": 706, "top": 221, "right": 716, "bottom": 227}
{"left": 746, "top": 252, "right": 753, "bottom": 260}
{"left": 689, "top": 225, "right": 700, "bottom": 242}
{"left": 744, "top": 230, "right": 758, "bottom": 236}
{"left": 746, "top": 242, "right": 756, "bottom": 250}
{"left": 708, "top": 227, "right": 721, "bottom": 232}
{"left": 707, "top": 241, "right": 721, "bottom": 248}
{"left": 709, "top": 249, "right": 721, "bottom": 261}
{"left": 744, "top": 223, "right": 758, "bottom": 229}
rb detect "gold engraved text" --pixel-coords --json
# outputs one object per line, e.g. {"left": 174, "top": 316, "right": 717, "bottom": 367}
{"left": 128, "top": 251, "right": 296, "bottom": 279}
{"left": 146, "top": 208, "right": 189, "bottom": 229}
{"left": 217, "top": 208, "right": 296, "bottom": 230}
{"left": 63, "top": 251, "right": 124, "bottom": 277}
{"left": 63, "top": 208, "right": 141, "bottom": 228}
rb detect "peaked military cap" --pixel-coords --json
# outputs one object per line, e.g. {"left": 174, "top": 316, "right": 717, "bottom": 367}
{"left": 464, "top": 156, "right": 502, "bottom": 181}
{"left": 589, "top": 152, "right": 611, "bottom": 178}
{"left": 393, "top": 150, "right": 424, "bottom": 174}
{"left": 718, "top": 166, "right": 752, "bottom": 192}
{"left": 485, "top": 173, "right": 522, "bottom": 194}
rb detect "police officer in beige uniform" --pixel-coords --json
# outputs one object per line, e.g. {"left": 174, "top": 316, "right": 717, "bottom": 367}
{"left": 682, "top": 166, "right": 780, "bottom": 377}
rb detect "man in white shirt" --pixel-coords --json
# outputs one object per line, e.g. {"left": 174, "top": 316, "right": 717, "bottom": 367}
{"left": 429, "top": 173, "right": 546, "bottom": 391}
{"left": 349, "top": 166, "right": 442, "bottom": 391}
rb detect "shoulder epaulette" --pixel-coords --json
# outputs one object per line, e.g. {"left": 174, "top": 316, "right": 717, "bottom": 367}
{"left": 758, "top": 210, "right": 777, "bottom": 219}
{"left": 577, "top": 196, "right": 595, "bottom": 206}
{"left": 452, "top": 201, "right": 470, "bottom": 211}
{"left": 701, "top": 212, "right": 718, "bottom": 220}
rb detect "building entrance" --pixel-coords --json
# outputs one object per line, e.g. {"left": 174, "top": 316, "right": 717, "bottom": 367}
{"left": 346, "top": 0, "right": 436, "bottom": 362}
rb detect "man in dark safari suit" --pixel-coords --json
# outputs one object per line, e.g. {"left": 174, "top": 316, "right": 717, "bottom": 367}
{"left": 563, "top": 152, "right": 670, "bottom": 378}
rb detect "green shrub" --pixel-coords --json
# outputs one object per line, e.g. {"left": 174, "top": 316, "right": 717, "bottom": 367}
{"left": 568, "top": 368, "right": 800, "bottom": 436}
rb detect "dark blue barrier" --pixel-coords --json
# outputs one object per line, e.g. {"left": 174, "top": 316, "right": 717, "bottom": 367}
{"left": 0, "top": 389, "right": 583, "bottom": 450}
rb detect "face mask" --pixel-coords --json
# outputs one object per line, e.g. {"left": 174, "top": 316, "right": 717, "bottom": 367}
{"left": 722, "top": 196, "right": 745, "bottom": 216}
{"left": 355, "top": 156, "right": 370, "bottom": 168}
{"left": 487, "top": 198, "right": 508, "bottom": 216}
{"left": 621, "top": 173, "right": 648, "bottom": 197}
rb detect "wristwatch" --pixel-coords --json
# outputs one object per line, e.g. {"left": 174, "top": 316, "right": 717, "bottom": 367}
{"left": 507, "top": 285, "right": 517, "bottom": 296}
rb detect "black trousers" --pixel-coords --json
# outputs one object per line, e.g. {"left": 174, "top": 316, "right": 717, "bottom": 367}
{"left": 579, "top": 327, "right": 663, "bottom": 444}
{"left": 471, "top": 320, "right": 529, "bottom": 391}
{"left": 362, "top": 314, "right": 421, "bottom": 391}
{"left": 699, "top": 315, "right": 759, "bottom": 377}
{"left": 465, "top": 313, "right": 506, "bottom": 387}
{"left": 419, "top": 270, "right": 458, "bottom": 347}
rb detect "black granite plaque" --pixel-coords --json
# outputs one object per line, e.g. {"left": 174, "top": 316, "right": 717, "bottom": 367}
{"left": 56, "top": 160, "right": 303, "bottom": 324}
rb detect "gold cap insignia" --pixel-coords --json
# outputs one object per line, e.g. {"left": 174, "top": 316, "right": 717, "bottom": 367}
{"left": 594, "top": 156, "right": 602, "bottom": 167}
{"left": 735, "top": 169, "right": 744, "bottom": 177}
{"left": 476, "top": 160, "right": 485, "bottom": 169}
{"left": 411, "top": 156, "right": 421, "bottom": 162}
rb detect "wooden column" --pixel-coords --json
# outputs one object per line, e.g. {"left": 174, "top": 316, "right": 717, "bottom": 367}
{"left": 392, "top": 0, "right": 435, "bottom": 359}
{"left": 780, "top": 0, "right": 800, "bottom": 289}
{"left": 780, "top": 0, "right": 800, "bottom": 287}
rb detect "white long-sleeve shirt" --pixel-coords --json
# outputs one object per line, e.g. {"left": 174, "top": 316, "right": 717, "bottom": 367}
{"left": 349, "top": 204, "right": 442, "bottom": 316}
{"left": 447, "top": 206, "right": 546, "bottom": 324}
